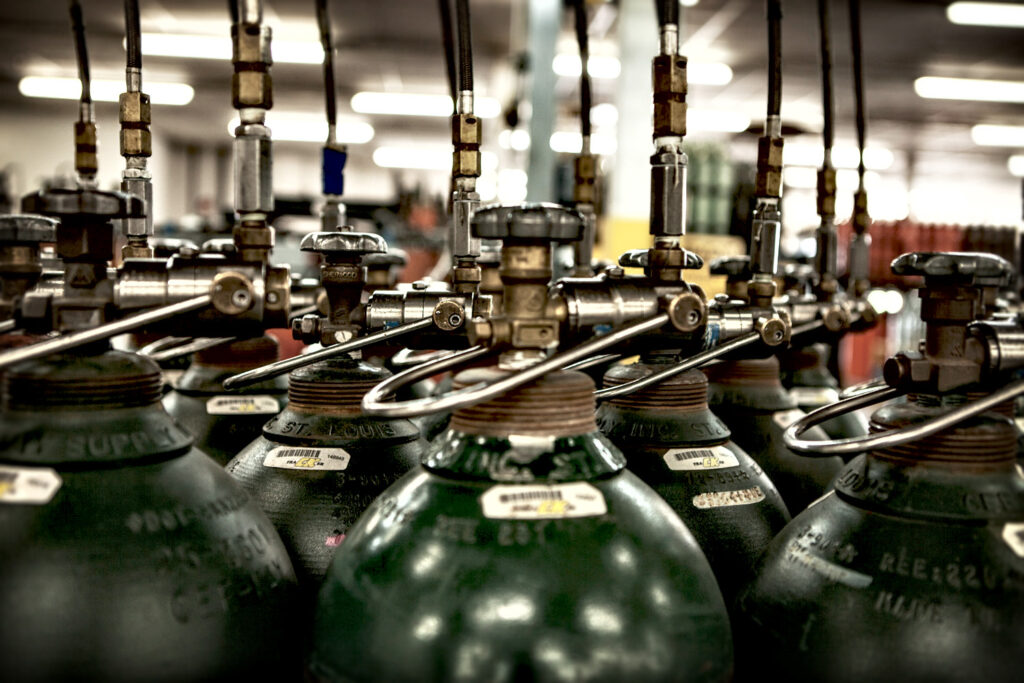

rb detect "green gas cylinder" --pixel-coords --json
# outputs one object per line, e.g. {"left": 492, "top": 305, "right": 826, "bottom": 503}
{"left": 227, "top": 356, "right": 424, "bottom": 603}
{"left": 705, "top": 356, "right": 843, "bottom": 513}
{"left": 597, "top": 361, "right": 791, "bottom": 600}
{"left": 779, "top": 343, "right": 869, "bottom": 442}
{"left": 163, "top": 334, "right": 288, "bottom": 465}
{"left": 735, "top": 395, "right": 1024, "bottom": 681}
{"left": 0, "top": 349, "right": 300, "bottom": 681}
{"left": 310, "top": 369, "right": 733, "bottom": 682}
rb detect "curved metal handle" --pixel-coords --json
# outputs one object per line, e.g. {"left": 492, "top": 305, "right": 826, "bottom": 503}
{"left": 838, "top": 377, "right": 887, "bottom": 400}
{"left": 0, "top": 319, "right": 19, "bottom": 335}
{"left": 565, "top": 353, "right": 622, "bottom": 372}
{"left": 145, "top": 336, "right": 235, "bottom": 362}
{"left": 362, "top": 313, "right": 671, "bottom": 419}
{"left": 223, "top": 317, "right": 434, "bottom": 389}
{"left": 0, "top": 295, "right": 211, "bottom": 371}
{"left": 390, "top": 347, "right": 460, "bottom": 369}
{"left": 782, "top": 381, "right": 1024, "bottom": 456}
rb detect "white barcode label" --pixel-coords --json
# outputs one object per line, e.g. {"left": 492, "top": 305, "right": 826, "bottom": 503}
{"left": 663, "top": 445, "right": 739, "bottom": 471}
{"left": 263, "top": 447, "right": 351, "bottom": 471}
{"left": 693, "top": 486, "right": 766, "bottom": 509}
{"left": 789, "top": 387, "right": 839, "bottom": 405}
{"left": 206, "top": 395, "right": 280, "bottom": 415}
{"left": 480, "top": 482, "right": 607, "bottom": 520}
{"left": 773, "top": 408, "right": 806, "bottom": 430}
{"left": 0, "top": 465, "right": 62, "bottom": 505}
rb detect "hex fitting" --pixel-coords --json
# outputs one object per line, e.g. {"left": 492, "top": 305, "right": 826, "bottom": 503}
{"left": 666, "top": 291, "right": 706, "bottom": 333}
{"left": 652, "top": 54, "right": 687, "bottom": 138}
{"left": 451, "top": 113, "right": 482, "bottom": 179}
{"left": 231, "top": 24, "right": 273, "bottom": 110}
{"left": 74, "top": 120, "right": 98, "bottom": 180}
{"left": 755, "top": 135, "right": 784, "bottom": 199}
{"left": 756, "top": 315, "right": 789, "bottom": 346}
{"left": 118, "top": 92, "right": 152, "bottom": 158}
{"left": 211, "top": 271, "right": 256, "bottom": 316}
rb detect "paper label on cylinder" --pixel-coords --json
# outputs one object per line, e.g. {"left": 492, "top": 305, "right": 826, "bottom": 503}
{"left": 1002, "top": 523, "right": 1024, "bottom": 558}
{"left": 789, "top": 387, "right": 840, "bottom": 406}
{"left": 263, "top": 447, "right": 351, "bottom": 471}
{"left": 480, "top": 482, "right": 607, "bottom": 520}
{"left": 0, "top": 466, "right": 62, "bottom": 505}
{"left": 663, "top": 446, "right": 739, "bottom": 471}
{"left": 772, "top": 408, "right": 806, "bottom": 430}
{"left": 206, "top": 395, "right": 280, "bottom": 415}
{"left": 693, "top": 486, "right": 766, "bottom": 509}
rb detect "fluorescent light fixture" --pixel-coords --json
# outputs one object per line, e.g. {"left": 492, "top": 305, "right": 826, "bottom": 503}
{"left": 914, "top": 76, "right": 1024, "bottom": 103}
{"left": 681, "top": 0, "right": 699, "bottom": 6}
{"left": 19, "top": 76, "right": 194, "bottom": 105}
{"left": 549, "top": 132, "right": 617, "bottom": 155}
{"left": 553, "top": 55, "right": 731, "bottom": 85}
{"left": 590, "top": 103, "right": 618, "bottom": 127}
{"left": 783, "top": 143, "right": 894, "bottom": 171}
{"left": 227, "top": 114, "right": 373, "bottom": 144}
{"left": 1009, "top": 154, "right": 1024, "bottom": 177}
{"left": 687, "top": 109, "right": 750, "bottom": 133}
{"left": 351, "top": 92, "right": 501, "bottom": 119}
{"left": 971, "top": 124, "right": 1024, "bottom": 146}
{"left": 372, "top": 146, "right": 497, "bottom": 171}
{"left": 498, "top": 129, "right": 531, "bottom": 151}
{"left": 137, "top": 32, "right": 323, "bottom": 64}
{"left": 947, "top": 2, "right": 1024, "bottom": 28}
{"left": 782, "top": 166, "right": 817, "bottom": 189}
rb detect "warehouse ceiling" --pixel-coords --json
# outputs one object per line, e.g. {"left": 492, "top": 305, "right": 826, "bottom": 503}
{"left": 0, "top": 0, "right": 1022, "bottom": 183}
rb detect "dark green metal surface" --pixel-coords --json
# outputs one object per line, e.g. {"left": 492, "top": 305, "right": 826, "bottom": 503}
{"left": 164, "top": 360, "right": 288, "bottom": 466}
{"left": 735, "top": 401, "right": 1024, "bottom": 682}
{"left": 310, "top": 428, "right": 734, "bottom": 682}
{"left": 707, "top": 374, "right": 843, "bottom": 514}
{"left": 596, "top": 398, "right": 791, "bottom": 601}
{"left": 227, "top": 358, "right": 425, "bottom": 606}
{"left": 0, "top": 351, "right": 300, "bottom": 681}
{"left": 780, "top": 345, "right": 870, "bottom": 443}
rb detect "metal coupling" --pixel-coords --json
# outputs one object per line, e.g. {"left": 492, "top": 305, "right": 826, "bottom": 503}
{"left": 970, "top": 318, "right": 1024, "bottom": 375}
{"left": 234, "top": 123, "right": 273, "bottom": 214}
{"left": 852, "top": 187, "right": 870, "bottom": 235}
{"left": 433, "top": 300, "right": 466, "bottom": 331}
{"left": 816, "top": 166, "right": 836, "bottom": 218}
{"left": 649, "top": 150, "right": 687, "bottom": 238}
{"left": 755, "top": 132, "right": 784, "bottom": 199}
{"left": 451, "top": 112, "right": 482, "bottom": 179}
{"left": 574, "top": 154, "right": 597, "bottom": 205}
{"left": 665, "top": 291, "right": 707, "bottom": 333}
{"left": 119, "top": 91, "right": 152, "bottom": 158}
{"left": 120, "top": 165, "right": 152, "bottom": 242}
{"left": 451, "top": 192, "right": 481, "bottom": 259}
{"left": 749, "top": 201, "right": 781, "bottom": 277}
{"left": 74, "top": 120, "right": 98, "bottom": 181}
{"left": 210, "top": 271, "right": 255, "bottom": 316}
{"left": 231, "top": 24, "right": 273, "bottom": 110}
{"left": 756, "top": 314, "right": 789, "bottom": 346}
{"left": 652, "top": 52, "right": 686, "bottom": 138}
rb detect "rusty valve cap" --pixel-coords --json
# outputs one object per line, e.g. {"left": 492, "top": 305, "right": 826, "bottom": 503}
{"left": 0, "top": 215, "right": 57, "bottom": 244}
{"left": 300, "top": 231, "right": 387, "bottom": 260}
{"left": 472, "top": 202, "right": 585, "bottom": 243}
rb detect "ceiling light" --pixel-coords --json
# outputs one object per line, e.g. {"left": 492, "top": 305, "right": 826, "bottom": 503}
{"left": 680, "top": 0, "right": 699, "bottom": 6}
{"left": 498, "top": 129, "right": 531, "bottom": 151}
{"left": 1009, "top": 154, "right": 1024, "bottom": 177}
{"left": 137, "top": 32, "right": 323, "bottom": 64}
{"left": 227, "top": 114, "right": 373, "bottom": 144}
{"left": 372, "top": 147, "right": 497, "bottom": 171}
{"left": 351, "top": 92, "right": 501, "bottom": 119}
{"left": 687, "top": 109, "right": 750, "bottom": 133}
{"left": 914, "top": 76, "right": 1024, "bottom": 103}
{"left": 549, "top": 132, "right": 617, "bottom": 155}
{"left": 19, "top": 76, "right": 194, "bottom": 105}
{"left": 947, "top": 2, "right": 1024, "bottom": 28}
{"left": 552, "top": 55, "right": 731, "bottom": 85}
{"left": 971, "top": 124, "right": 1024, "bottom": 146}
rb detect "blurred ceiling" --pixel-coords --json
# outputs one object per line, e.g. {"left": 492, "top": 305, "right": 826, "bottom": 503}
{"left": 0, "top": 0, "right": 1022, "bottom": 175}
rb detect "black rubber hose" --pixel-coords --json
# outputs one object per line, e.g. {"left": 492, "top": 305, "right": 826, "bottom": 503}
{"left": 848, "top": 0, "right": 867, "bottom": 179}
{"left": 656, "top": 0, "right": 679, "bottom": 27}
{"left": 767, "top": 0, "right": 783, "bottom": 118}
{"left": 817, "top": 0, "right": 833, "bottom": 154}
{"left": 455, "top": 0, "right": 473, "bottom": 93}
{"left": 69, "top": 0, "right": 91, "bottom": 105}
{"left": 124, "top": 0, "right": 142, "bottom": 70}
{"left": 573, "top": 0, "right": 591, "bottom": 139}
{"left": 438, "top": 0, "right": 459, "bottom": 103}
{"left": 228, "top": 0, "right": 239, "bottom": 25}
{"left": 316, "top": 0, "right": 337, "bottom": 128}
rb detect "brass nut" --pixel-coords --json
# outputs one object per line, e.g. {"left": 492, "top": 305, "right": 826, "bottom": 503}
{"left": 120, "top": 129, "right": 152, "bottom": 157}
{"left": 292, "top": 313, "right": 320, "bottom": 341}
{"left": 433, "top": 300, "right": 466, "bottom": 332}
{"left": 652, "top": 55, "right": 687, "bottom": 94}
{"left": 666, "top": 292, "right": 706, "bottom": 333}
{"left": 452, "top": 149, "right": 481, "bottom": 178}
{"left": 453, "top": 265, "right": 482, "bottom": 285}
{"left": 756, "top": 316, "right": 789, "bottom": 346}
{"left": 234, "top": 27, "right": 270, "bottom": 64}
{"left": 510, "top": 320, "right": 559, "bottom": 348}
{"left": 452, "top": 114, "right": 482, "bottom": 145}
{"left": 119, "top": 92, "right": 151, "bottom": 124}
{"left": 233, "top": 72, "right": 273, "bottom": 109}
{"left": 121, "top": 243, "right": 152, "bottom": 259}
{"left": 747, "top": 279, "right": 776, "bottom": 300}
{"left": 210, "top": 271, "right": 255, "bottom": 316}
{"left": 821, "top": 305, "right": 850, "bottom": 333}
{"left": 757, "top": 136, "right": 784, "bottom": 169}
{"left": 233, "top": 224, "right": 274, "bottom": 249}
{"left": 653, "top": 99, "right": 687, "bottom": 137}
{"left": 574, "top": 155, "right": 597, "bottom": 180}
{"left": 467, "top": 319, "right": 493, "bottom": 345}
